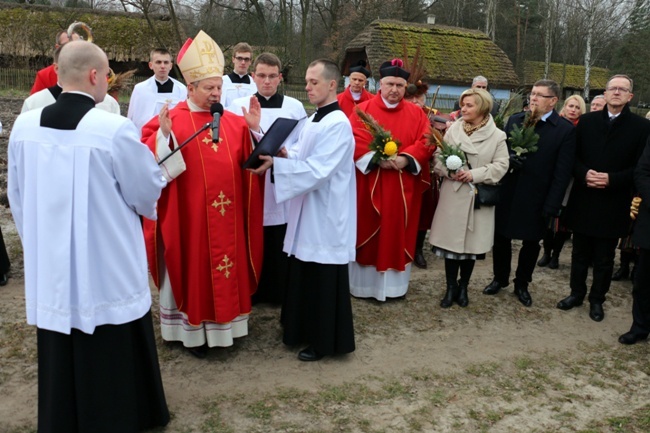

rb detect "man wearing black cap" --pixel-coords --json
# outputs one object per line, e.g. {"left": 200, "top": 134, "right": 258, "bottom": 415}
{"left": 348, "top": 59, "right": 434, "bottom": 301}
{"left": 337, "top": 60, "right": 373, "bottom": 117}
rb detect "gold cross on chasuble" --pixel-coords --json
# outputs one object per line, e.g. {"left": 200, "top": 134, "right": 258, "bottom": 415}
{"left": 201, "top": 129, "right": 222, "bottom": 152}
{"left": 216, "top": 255, "right": 233, "bottom": 278}
{"left": 211, "top": 191, "right": 232, "bottom": 216}
{"left": 201, "top": 129, "right": 213, "bottom": 146}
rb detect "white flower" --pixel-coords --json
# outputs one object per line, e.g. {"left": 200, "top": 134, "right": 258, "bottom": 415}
{"left": 446, "top": 155, "right": 463, "bottom": 171}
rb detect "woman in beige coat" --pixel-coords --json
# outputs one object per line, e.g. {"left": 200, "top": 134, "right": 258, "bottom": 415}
{"left": 429, "top": 88, "right": 509, "bottom": 308}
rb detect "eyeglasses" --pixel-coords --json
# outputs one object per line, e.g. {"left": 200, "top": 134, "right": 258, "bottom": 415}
{"left": 529, "top": 92, "right": 555, "bottom": 99}
{"left": 234, "top": 56, "right": 252, "bottom": 62}
{"left": 606, "top": 86, "right": 630, "bottom": 93}
{"left": 255, "top": 74, "right": 279, "bottom": 81}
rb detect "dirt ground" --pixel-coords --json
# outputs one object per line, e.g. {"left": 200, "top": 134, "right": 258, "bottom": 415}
{"left": 0, "top": 97, "right": 648, "bottom": 433}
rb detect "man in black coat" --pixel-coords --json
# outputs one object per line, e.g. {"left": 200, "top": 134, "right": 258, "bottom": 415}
{"left": 619, "top": 137, "right": 650, "bottom": 344}
{"left": 558, "top": 75, "right": 650, "bottom": 321}
{"left": 484, "top": 79, "right": 575, "bottom": 306}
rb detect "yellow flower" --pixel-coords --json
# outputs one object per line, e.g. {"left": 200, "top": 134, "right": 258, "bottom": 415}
{"left": 384, "top": 141, "right": 398, "bottom": 156}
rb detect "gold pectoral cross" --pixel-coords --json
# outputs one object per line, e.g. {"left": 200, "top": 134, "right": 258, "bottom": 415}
{"left": 211, "top": 191, "right": 232, "bottom": 216}
{"left": 216, "top": 255, "right": 233, "bottom": 278}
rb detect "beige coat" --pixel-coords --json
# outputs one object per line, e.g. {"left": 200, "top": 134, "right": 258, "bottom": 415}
{"left": 429, "top": 116, "right": 509, "bottom": 254}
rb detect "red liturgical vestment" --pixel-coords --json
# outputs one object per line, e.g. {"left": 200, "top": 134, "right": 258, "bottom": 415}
{"left": 349, "top": 93, "right": 433, "bottom": 272}
{"left": 337, "top": 87, "right": 373, "bottom": 118}
{"left": 142, "top": 101, "right": 263, "bottom": 326}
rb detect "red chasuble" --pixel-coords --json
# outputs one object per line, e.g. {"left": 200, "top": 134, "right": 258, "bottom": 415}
{"left": 141, "top": 101, "right": 263, "bottom": 325}
{"left": 349, "top": 93, "right": 434, "bottom": 272}
{"left": 337, "top": 87, "right": 374, "bottom": 118}
{"left": 30, "top": 65, "right": 58, "bottom": 95}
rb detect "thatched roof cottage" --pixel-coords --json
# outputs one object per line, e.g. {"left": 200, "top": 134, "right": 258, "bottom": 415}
{"left": 341, "top": 20, "right": 519, "bottom": 106}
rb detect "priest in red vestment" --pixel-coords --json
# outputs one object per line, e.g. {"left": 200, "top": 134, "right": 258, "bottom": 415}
{"left": 337, "top": 60, "right": 373, "bottom": 117}
{"left": 30, "top": 30, "right": 71, "bottom": 95}
{"left": 348, "top": 59, "right": 434, "bottom": 301}
{"left": 141, "top": 31, "right": 263, "bottom": 357}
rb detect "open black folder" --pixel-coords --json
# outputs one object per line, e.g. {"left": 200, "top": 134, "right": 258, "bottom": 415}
{"left": 242, "top": 117, "right": 300, "bottom": 169}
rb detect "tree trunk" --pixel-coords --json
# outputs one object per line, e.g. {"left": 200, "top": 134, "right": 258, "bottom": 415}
{"left": 485, "top": 0, "right": 497, "bottom": 41}
{"left": 583, "top": 23, "right": 593, "bottom": 100}
{"left": 165, "top": 0, "right": 184, "bottom": 47}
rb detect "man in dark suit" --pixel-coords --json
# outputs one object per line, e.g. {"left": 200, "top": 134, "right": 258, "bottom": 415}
{"left": 483, "top": 79, "right": 575, "bottom": 306}
{"left": 619, "top": 137, "right": 650, "bottom": 344}
{"left": 558, "top": 75, "right": 650, "bottom": 321}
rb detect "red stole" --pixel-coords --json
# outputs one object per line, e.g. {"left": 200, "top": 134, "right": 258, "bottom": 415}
{"left": 337, "top": 88, "right": 373, "bottom": 118}
{"left": 350, "top": 93, "right": 434, "bottom": 271}
{"left": 142, "top": 101, "right": 263, "bottom": 325}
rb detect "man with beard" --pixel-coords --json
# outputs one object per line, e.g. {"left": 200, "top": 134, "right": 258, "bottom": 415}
{"left": 483, "top": 79, "right": 575, "bottom": 307}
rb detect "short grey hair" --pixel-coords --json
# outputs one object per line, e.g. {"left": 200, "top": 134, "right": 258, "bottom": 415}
{"left": 472, "top": 75, "right": 488, "bottom": 86}
{"left": 606, "top": 74, "right": 633, "bottom": 92}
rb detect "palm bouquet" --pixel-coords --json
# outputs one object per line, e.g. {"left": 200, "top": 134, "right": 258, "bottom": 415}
{"left": 428, "top": 127, "right": 465, "bottom": 175}
{"left": 508, "top": 109, "right": 542, "bottom": 156}
{"left": 355, "top": 107, "right": 402, "bottom": 164}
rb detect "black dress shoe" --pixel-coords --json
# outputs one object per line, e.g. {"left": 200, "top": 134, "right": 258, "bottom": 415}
{"left": 548, "top": 255, "right": 559, "bottom": 269}
{"left": 537, "top": 252, "right": 551, "bottom": 267}
{"left": 618, "top": 331, "right": 648, "bottom": 345}
{"left": 557, "top": 295, "right": 583, "bottom": 310}
{"left": 514, "top": 286, "right": 532, "bottom": 307}
{"left": 187, "top": 344, "right": 209, "bottom": 358}
{"left": 0, "top": 273, "right": 7, "bottom": 286}
{"left": 589, "top": 303, "right": 604, "bottom": 322}
{"left": 298, "top": 346, "right": 324, "bottom": 362}
{"left": 413, "top": 251, "right": 427, "bottom": 269}
{"left": 483, "top": 280, "right": 505, "bottom": 295}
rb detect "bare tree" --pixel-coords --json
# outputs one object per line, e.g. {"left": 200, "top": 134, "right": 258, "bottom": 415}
{"left": 573, "top": 0, "right": 633, "bottom": 98}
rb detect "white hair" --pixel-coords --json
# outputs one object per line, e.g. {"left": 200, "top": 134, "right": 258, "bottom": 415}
{"left": 472, "top": 75, "right": 488, "bottom": 86}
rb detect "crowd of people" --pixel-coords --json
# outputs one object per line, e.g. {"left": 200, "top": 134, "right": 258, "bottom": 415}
{"left": 4, "top": 27, "right": 650, "bottom": 431}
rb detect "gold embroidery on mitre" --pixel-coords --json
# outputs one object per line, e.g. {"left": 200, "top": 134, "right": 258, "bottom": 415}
{"left": 211, "top": 191, "right": 232, "bottom": 216}
{"left": 216, "top": 255, "right": 233, "bottom": 278}
{"left": 178, "top": 30, "right": 225, "bottom": 84}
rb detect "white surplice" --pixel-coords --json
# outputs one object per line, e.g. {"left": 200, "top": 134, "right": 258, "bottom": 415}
{"left": 22, "top": 87, "right": 122, "bottom": 115}
{"left": 8, "top": 101, "right": 166, "bottom": 334}
{"left": 221, "top": 74, "right": 257, "bottom": 110}
{"left": 127, "top": 76, "right": 187, "bottom": 134}
{"left": 273, "top": 106, "right": 357, "bottom": 265}
{"left": 227, "top": 94, "right": 307, "bottom": 226}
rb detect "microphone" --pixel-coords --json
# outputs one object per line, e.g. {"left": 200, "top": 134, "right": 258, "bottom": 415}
{"left": 210, "top": 103, "right": 224, "bottom": 143}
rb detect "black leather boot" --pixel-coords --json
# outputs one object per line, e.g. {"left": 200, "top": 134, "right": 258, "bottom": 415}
{"left": 414, "top": 230, "right": 428, "bottom": 269}
{"left": 440, "top": 283, "right": 457, "bottom": 308}
{"left": 456, "top": 280, "right": 469, "bottom": 307}
{"left": 612, "top": 263, "right": 630, "bottom": 281}
{"left": 548, "top": 253, "right": 560, "bottom": 269}
{"left": 537, "top": 251, "right": 551, "bottom": 267}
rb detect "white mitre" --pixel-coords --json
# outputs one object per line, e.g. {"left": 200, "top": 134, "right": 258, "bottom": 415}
{"left": 176, "top": 30, "right": 225, "bottom": 84}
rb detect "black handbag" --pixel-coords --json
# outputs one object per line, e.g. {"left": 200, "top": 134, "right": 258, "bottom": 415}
{"left": 474, "top": 183, "right": 501, "bottom": 209}
{"left": 465, "top": 155, "right": 501, "bottom": 209}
